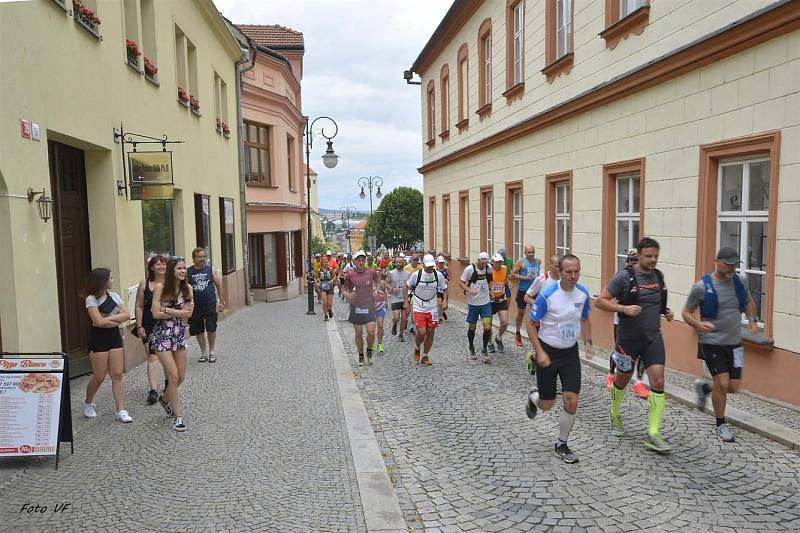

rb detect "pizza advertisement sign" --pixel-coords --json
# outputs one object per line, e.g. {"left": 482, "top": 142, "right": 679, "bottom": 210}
{"left": 0, "top": 354, "right": 71, "bottom": 464}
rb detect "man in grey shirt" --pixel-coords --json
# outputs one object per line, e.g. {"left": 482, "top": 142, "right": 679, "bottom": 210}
{"left": 388, "top": 255, "right": 411, "bottom": 343}
{"left": 682, "top": 246, "right": 758, "bottom": 443}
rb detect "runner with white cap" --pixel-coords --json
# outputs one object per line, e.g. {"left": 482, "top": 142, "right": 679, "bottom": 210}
{"left": 435, "top": 255, "right": 450, "bottom": 322}
{"left": 406, "top": 254, "right": 448, "bottom": 366}
{"left": 459, "top": 252, "right": 494, "bottom": 363}
{"left": 488, "top": 253, "right": 511, "bottom": 354}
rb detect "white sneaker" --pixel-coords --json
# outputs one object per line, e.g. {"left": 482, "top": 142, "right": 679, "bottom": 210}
{"left": 115, "top": 410, "right": 133, "bottom": 423}
{"left": 173, "top": 416, "right": 186, "bottom": 432}
{"left": 83, "top": 402, "right": 97, "bottom": 418}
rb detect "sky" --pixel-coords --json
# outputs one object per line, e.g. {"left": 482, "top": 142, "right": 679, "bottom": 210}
{"left": 213, "top": 0, "right": 453, "bottom": 213}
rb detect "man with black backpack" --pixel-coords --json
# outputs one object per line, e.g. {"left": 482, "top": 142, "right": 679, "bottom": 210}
{"left": 406, "top": 254, "right": 448, "bottom": 366}
{"left": 595, "top": 237, "right": 675, "bottom": 453}
{"left": 682, "top": 246, "right": 759, "bottom": 442}
{"left": 459, "top": 252, "right": 494, "bottom": 363}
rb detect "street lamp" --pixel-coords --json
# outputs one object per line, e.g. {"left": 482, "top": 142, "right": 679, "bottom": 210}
{"left": 358, "top": 176, "right": 383, "bottom": 254}
{"left": 304, "top": 116, "right": 339, "bottom": 315}
{"left": 340, "top": 205, "right": 357, "bottom": 255}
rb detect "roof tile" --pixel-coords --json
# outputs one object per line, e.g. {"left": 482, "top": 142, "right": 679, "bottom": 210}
{"left": 237, "top": 24, "right": 304, "bottom": 49}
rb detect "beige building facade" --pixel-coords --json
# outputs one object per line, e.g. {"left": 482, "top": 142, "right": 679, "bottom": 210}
{"left": 1, "top": 0, "right": 246, "bottom": 376}
{"left": 410, "top": 0, "right": 800, "bottom": 404}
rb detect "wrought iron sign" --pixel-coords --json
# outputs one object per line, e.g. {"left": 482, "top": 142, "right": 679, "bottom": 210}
{"left": 113, "top": 124, "right": 184, "bottom": 200}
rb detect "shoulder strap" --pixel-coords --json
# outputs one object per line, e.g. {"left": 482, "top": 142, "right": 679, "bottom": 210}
{"left": 468, "top": 264, "right": 478, "bottom": 286}
{"left": 700, "top": 274, "right": 716, "bottom": 318}
{"left": 731, "top": 274, "right": 748, "bottom": 312}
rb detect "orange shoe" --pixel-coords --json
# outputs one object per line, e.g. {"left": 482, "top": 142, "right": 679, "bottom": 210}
{"left": 413, "top": 349, "right": 421, "bottom": 363}
{"left": 606, "top": 374, "right": 614, "bottom": 390}
{"left": 633, "top": 381, "right": 650, "bottom": 399}
{"left": 421, "top": 355, "right": 432, "bottom": 366}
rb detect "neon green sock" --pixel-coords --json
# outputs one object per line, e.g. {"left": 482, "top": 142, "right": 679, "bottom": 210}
{"left": 648, "top": 391, "right": 666, "bottom": 436}
{"left": 611, "top": 383, "right": 626, "bottom": 417}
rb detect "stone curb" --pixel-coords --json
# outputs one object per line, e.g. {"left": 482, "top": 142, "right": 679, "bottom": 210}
{"left": 324, "top": 318, "right": 407, "bottom": 532}
{"left": 446, "top": 301, "right": 800, "bottom": 450}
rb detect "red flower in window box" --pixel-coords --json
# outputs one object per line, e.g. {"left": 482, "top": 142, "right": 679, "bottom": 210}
{"left": 216, "top": 118, "right": 223, "bottom": 132}
{"left": 72, "top": 0, "right": 101, "bottom": 28}
{"left": 143, "top": 57, "right": 158, "bottom": 77}
{"left": 126, "top": 39, "right": 142, "bottom": 57}
{"left": 189, "top": 95, "right": 200, "bottom": 112}
{"left": 222, "top": 122, "right": 231, "bottom": 136}
{"left": 177, "top": 86, "right": 189, "bottom": 103}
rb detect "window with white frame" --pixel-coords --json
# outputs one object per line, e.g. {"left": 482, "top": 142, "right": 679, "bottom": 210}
{"left": 717, "top": 157, "right": 770, "bottom": 323}
{"left": 620, "top": 0, "right": 646, "bottom": 18}
{"left": 483, "top": 35, "right": 492, "bottom": 103}
{"left": 512, "top": 2, "right": 524, "bottom": 85}
{"left": 555, "top": 182, "right": 570, "bottom": 256}
{"left": 556, "top": 0, "right": 572, "bottom": 59}
{"left": 485, "top": 192, "right": 493, "bottom": 253}
{"left": 512, "top": 190, "right": 522, "bottom": 261}
{"left": 616, "top": 173, "right": 640, "bottom": 272}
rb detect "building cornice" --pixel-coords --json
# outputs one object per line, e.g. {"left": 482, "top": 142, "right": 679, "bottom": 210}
{"left": 419, "top": 0, "right": 799, "bottom": 174}
{"left": 410, "top": 0, "right": 483, "bottom": 76}
{"left": 241, "top": 86, "right": 304, "bottom": 126}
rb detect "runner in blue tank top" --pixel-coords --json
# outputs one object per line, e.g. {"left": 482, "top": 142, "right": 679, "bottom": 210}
{"left": 512, "top": 245, "right": 541, "bottom": 347}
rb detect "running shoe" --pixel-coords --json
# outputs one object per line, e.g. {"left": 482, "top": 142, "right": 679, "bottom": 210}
{"left": 495, "top": 338, "right": 505, "bottom": 353}
{"left": 358, "top": 354, "right": 365, "bottom": 367}
{"left": 438, "top": 317, "right": 443, "bottom": 324}
{"left": 609, "top": 412, "right": 624, "bottom": 436}
{"left": 83, "top": 402, "right": 97, "bottom": 418}
{"left": 554, "top": 443, "right": 579, "bottom": 464}
{"left": 632, "top": 381, "right": 650, "bottom": 399}
{"left": 377, "top": 343, "right": 384, "bottom": 353}
{"left": 173, "top": 417, "right": 186, "bottom": 432}
{"left": 328, "top": 310, "right": 333, "bottom": 318}
{"left": 366, "top": 349, "right": 374, "bottom": 366}
{"left": 605, "top": 374, "right": 614, "bottom": 390}
{"left": 115, "top": 410, "right": 133, "bottom": 423}
{"left": 468, "top": 346, "right": 477, "bottom": 360}
{"left": 391, "top": 322, "right": 397, "bottom": 336}
{"left": 421, "top": 356, "right": 432, "bottom": 366}
{"left": 324, "top": 315, "right": 329, "bottom": 322}
{"left": 399, "top": 334, "right": 405, "bottom": 343}
{"left": 515, "top": 332, "right": 523, "bottom": 347}
{"left": 413, "top": 348, "right": 421, "bottom": 363}
{"left": 525, "top": 387, "right": 538, "bottom": 419}
{"left": 198, "top": 353, "right": 208, "bottom": 363}
{"left": 482, "top": 349, "right": 492, "bottom": 364}
{"left": 147, "top": 389, "right": 158, "bottom": 405}
{"left": 409, "top": 327, "right": 416, "bottom": 336}
{"left": 644, "top": 433, "right": 672, "bottom": 453}
{"left": 158, "top": 395, "right": 173, "bottom": 416}
{"left": 694, "top": 379, "right": 709, "bottom": 410}
{"left": 526, "top": 351, "right": 537, "bottom": 375}
{"left": 208, "top": 353, "right": 217, "bottom": 363}
{"left": 442, "top": 312, "right": 448, "bottom": 320}
{"left": 715, "top": 423, "right": 735, "bottom": 442}
{"left": 487, "top": 342, "right": 496, "bottom": 353}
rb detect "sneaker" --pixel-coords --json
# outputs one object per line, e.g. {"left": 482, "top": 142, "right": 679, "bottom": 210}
{"left": 438, "top": 317, "right": 443, "bottom": 324}
{"left": 487, "top": 342, "right": 496, "bottom": 354}
{"left": 358, "top": 354, "right": 365, "bottom": 367}
{"left": 525, "top": 387, "right": 538, "bottom": 419}
{"left": 158, "top": 395, "right": 173, "bottom": 416}
{"left": 324, "top": 315, "right": 329, "bottom": 322}
{"left": 554, "top": 443, "right": 579, "bottom": 464}
{"left": 468, "top": 346, "right": 477, "bottom": 360}
{"left": 391, "top": 323, "right": 397, "bottom": 336}
{"left": 115, "top": 410, "right": 133, "bottom": 423}
{"left": 632, "top": 381, "right": 650, "bottom": 399}
{"left": 609, "top": 412, "right": 624, "bottom": 436}
{"left": 173, "top": 417, "right": 186, "bottom": 432}
{"left": 147, "top": 389, "right": 158, "bottom": 405}
{"left": 442, "top": 312, "right": 448, "bottom": 320}
{"left": 515, "top": 332, "right": 523, "bottom": 347}
{"left": 83, "top": 402, "right": 97, "bottom": 418}
{"left": 399, "top": 334, "right": 406, "bottom": 343}
{"left": 526, "top": 352, "right": 537, "bottom": 376}
{"left": 495, "top": 338, "right": 505, "bottom": 353}
{"left": 198, "top": 353, "right": 208, "bottom": 362}
{"left": 328, "top": 310, "right": 333, "bottom": 318}
{"left": 421, "top": 355, "right": 433, "bottom": 366}
{"left": 481, "top": 349, "right": 492, "bottom": 364}
{"left": 694, "top": 379, "right": 709, "bottom": 410}
{"left": 377, "top": 343, "right": 384, "bottom": 353}
{"left": 644, "top": 433, "right": 672, "bottom": 453}
{"left": 208, "top": 353, "right": 217, "bottom": 363}
{"left": 716, "top": 423, "right": 735, "bottom": 442}
{"left": 606, "top": 374, "right": 614, "bottom": 390}
{"left": 413, "top": 348, "right": 421, "bottom": 363}
{"left": 366, "top": 349, "right": 374, "bottom": 366}
{"left": 409, "top": 327, "right": 416, "bottom": 336}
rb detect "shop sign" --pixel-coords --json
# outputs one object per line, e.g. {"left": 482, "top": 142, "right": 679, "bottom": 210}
{"left": 128, "top": 151, "right": 174, "bottom": 185}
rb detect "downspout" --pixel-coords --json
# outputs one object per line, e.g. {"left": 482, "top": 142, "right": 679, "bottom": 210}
{"left": 236, "top": 37, "right": 257, "bottom": 306}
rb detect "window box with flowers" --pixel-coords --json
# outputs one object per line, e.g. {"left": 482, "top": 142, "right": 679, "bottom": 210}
{"left": 143, "top": 57, "right": 159, "bottom": 85}
{"left": 125, "top": 39, "right": 142, "bottom": 72}
{"left": 72, "top": 0, "right": 101, "bottom": 39}
{"left": 216, "top": 119, "right": 231, "bottom": 138}
{"left": 189, "top": 95, "right": 200, "bottom": 116}
{"left": 177, "top": 86, "right": 190, "bottom": 107}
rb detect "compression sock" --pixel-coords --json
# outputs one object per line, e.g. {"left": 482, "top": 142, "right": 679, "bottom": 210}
{"left": 716, "top": 417, "right": 725, "bottom": 427}
{"left": 559, "top": 409, "right": 577, "bottom": 443}
{"left": 482, "top": 329, "right": 492, "bottom": 350}
{"left": 611, "top": 383, "right": 626, "bottom": 418}
{"left": 647, "top": 390, "right": 666, "bottom": 436}
{"left": 467, "top": 328, "right": 475, "bottom": 348}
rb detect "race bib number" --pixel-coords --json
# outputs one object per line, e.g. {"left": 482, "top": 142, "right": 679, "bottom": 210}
{"left": 733, "top": 346, "right": 744, "bottom": 369}
{"left": 491, "top": 282, "right": 504, "bottom": 294}
{"left": 612, "top": 351, "right": 633, "bottom": 372}
{"left": 476, "top": 282, "right": 487, "bottom": 293}
{"left": 558, "top": 321, "right": 578, "bottom": 343}
{"left": 430, "top": 309, "right": 438, "bottom": 322}
{"left": 355, "top": 307, "right": 370, "bottom": 315}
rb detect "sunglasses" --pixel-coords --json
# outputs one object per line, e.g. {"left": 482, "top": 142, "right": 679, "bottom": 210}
{"left": 169, "top": 255, "right": 185, "bottom": 262}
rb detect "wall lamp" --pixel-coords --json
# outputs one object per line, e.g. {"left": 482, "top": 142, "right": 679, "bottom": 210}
{"left": 27, "top": 187, "right": 53, "bottom": 222}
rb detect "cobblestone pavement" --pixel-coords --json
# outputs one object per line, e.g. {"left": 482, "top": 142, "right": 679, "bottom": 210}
{"left": 1, "top": 298, "right": 365, "bottom": 532}
{"left": 333, "top": 297, "right": 800, "bottom": 532}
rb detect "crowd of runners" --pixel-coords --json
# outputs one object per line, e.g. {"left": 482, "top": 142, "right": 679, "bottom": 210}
{"left": 328, "top": 239, "right": 757, "bottom": 464}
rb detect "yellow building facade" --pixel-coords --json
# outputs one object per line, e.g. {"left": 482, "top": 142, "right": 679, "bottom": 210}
{"left": 0, "top": 0, "right": 245, "bottom": 376}
{"left": 410, "top": 0, "right": 800, "bottom": 405}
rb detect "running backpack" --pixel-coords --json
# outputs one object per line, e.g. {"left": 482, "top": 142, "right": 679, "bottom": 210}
{"left": 409, "top": 270, "right": 443, "bottom": 303}
{"left": 466, "top": 263, "right": 492, "bottom": 287}
{"left": 699, "top": 274, "right": 748, "bottom": 319}
{"left": 616, "top": 265, "right": 668, "bottom": 314}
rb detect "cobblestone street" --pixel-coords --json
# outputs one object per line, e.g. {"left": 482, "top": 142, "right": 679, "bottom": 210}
{"left": 332, "top": 297, "right": 800, "bottom": 532}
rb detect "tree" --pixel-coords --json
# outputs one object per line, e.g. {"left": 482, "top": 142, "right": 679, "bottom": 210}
{"left": 311, "top": 235, "right": 327, "bottom": 255}
{"left": 364, "top": 187, "right": 423, "bottom": 251}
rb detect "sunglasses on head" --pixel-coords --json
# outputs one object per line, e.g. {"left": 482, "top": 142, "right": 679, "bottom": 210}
{"left": 169, "top": 255, "right": 185, "bottom": 262}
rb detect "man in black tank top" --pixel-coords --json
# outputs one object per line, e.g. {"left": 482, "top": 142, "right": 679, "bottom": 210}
{"left": 187, "top": 247, "right": 226, "bottom": 363}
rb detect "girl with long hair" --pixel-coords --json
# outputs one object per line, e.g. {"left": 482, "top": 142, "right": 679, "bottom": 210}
{"left": 134, "top": 254, "right": 167, "bottom": 405}
{"left": 150, "top": 256, "right": 194, "bottom": 432}
{"left": 81, "top": 268, "right": 133, "bottom": 423}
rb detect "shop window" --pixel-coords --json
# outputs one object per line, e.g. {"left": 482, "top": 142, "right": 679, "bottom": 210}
{"left": 142, "top": 199, "right": 174, "bottom": 257}
{"left": 219, "top": 197, "right": 235, "bottom": 275}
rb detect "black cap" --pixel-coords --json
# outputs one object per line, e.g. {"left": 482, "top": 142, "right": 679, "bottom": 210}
{"left": 716, "top": 246, "right": 741, "bottom": 265}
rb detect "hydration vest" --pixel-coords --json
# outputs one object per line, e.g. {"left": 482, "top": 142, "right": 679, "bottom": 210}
{"left": 700, "top": 274, "right": 748, "bottom": 319}
{"left": 409, "top": 270, "right": 443, "bottom": 303}
{"left": 616, "top": 265, "right": 668, "bottom": 314}
{"left": 466, "top": 263, "right": 492, "bottom": 287}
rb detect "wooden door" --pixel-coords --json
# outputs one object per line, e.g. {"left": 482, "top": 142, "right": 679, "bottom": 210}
{"left": 49, "top": 141, "right": 92, "bottom": 378}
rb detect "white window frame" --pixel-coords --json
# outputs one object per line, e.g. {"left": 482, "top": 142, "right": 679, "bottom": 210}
{"left": 555, "top": 182, "right": 570, "bottom": 256}
{"left": 556, "top": 0, "right": 572, "bottom": 59}
{"left": 483, "top": 35, "right": 492, "bottom": 103}
{"left": 716, "top": 156, "right": 770, "bottom": 325}
{"left": 615, "top": 173, "right": 640, "bottom": 272}
{"left": 512, "top": 190, "right": 522, "bottom": 261}
{"left": 620, "top": 0, "right": 645, "bottom": 19}
{"left": 485, "top": 192, "right": 493, "bottom": 253}
{"left": 512, "top": 2, "right": 524, "bottom": 85}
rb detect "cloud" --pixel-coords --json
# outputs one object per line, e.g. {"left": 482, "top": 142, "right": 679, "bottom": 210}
{"left": 213, "top": 0, "right": 450, "bottom": 212}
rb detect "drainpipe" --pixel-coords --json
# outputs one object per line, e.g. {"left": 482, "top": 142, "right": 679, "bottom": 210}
{"left": 236, "top": 38, "right": 257, "bottom": 306}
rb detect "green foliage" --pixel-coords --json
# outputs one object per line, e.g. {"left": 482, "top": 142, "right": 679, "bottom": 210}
{"left": 364, "top": 187, "right": 423, "bottom": 250}
{"left": 311, "top": 235, "right": 340, "bottom": 255}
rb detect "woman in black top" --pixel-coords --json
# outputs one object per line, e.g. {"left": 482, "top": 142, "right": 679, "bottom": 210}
{"left": 134, "top": 254, "right": 167, "bottom": 405}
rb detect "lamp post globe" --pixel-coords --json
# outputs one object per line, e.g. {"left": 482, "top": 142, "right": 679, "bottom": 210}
{"left": 322, "top": 140, "right": 338, "bottom": 169}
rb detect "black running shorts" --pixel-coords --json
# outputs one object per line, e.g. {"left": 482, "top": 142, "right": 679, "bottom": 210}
{"left": 615, "top": 333, "right": 666, "bottom": 371}
{"left": 390, "top": 302, "right": 405, "bottom": 312}
{"left": 536, "top": 341, "right": 581, "bottom": 400}
{"left": 698, "top": 343, "right": 742, "bottom": 380}
{"left": 491, "top": 300, "right": 509, "bottom": 314}
{"left": 515, "top": 290, "right": 528, "bottom": 310}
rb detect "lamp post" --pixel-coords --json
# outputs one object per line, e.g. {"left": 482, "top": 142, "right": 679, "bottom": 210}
{"left": 358, "top": 176, "right": 383, "bottom": 254}
{"left": 340, "top": 205, "right": 357, "bottom": 255}
{"left": 304, "top": 116, "right": 339, "bottom": 315}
